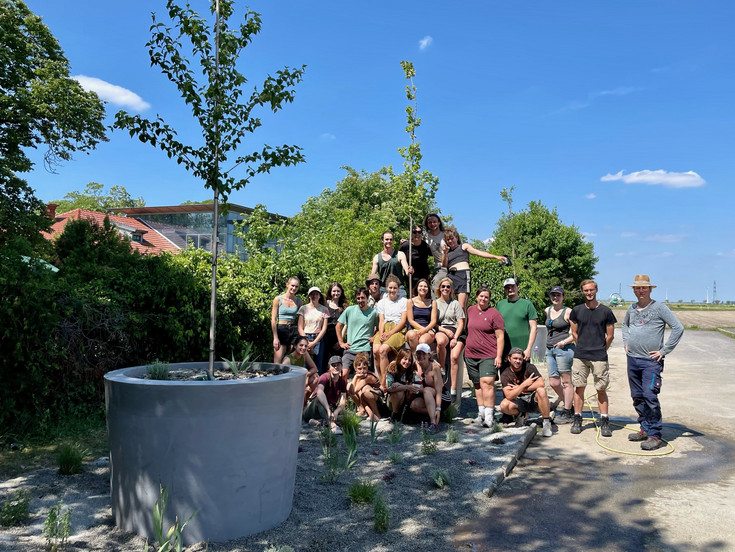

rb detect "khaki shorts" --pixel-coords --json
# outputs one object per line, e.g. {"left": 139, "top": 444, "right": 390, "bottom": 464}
{"left": 571, "top": 358, "right": 609, "bottom": 391}
{"left": 380, "top": 322, "right": 406, "bottom": 352}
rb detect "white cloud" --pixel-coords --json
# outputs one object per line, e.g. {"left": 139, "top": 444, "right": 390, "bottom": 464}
{"left": 620, "top": 232, "right": 636, "bottom": 238}
{"left": 601, "top": 169, "right": 705, "bottom": 188}
{"left": 585, "top": 193, "right": 596, "bottom": 199}
{"left": 483, "top": 237, "right": 495, "bottom": 246}
{"left": 320, "top": 133, "right": 336, "bottom": 140}
{"left": 418, "top": 36, "right": 433, "bottom": 50}
{"left": 554, "top": 86, "right": 640, "bottom": 113}
{"left": 645, "top": 234, "right": 688, "bottom": 243}
{"left": 581, "top": 232, "right": 596, "bottom": 241}
{"left": 73, "top": 75, "right": 150, "bottom": 111}
{"left": 717, "top": 249, "right": 735, "bottom": 257}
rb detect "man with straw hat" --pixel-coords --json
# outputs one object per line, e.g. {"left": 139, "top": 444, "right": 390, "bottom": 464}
{"left": 622, "top": 274, "right": 684, "bottom": 451}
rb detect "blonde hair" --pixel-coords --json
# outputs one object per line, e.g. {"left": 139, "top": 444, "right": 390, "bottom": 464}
{"left": 435, "top": 277, "right": 455, "bottom": 299}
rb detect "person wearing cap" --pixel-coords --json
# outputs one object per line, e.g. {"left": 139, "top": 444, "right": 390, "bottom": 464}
{"left": 622, "top": 275, "right": 684, "bottom": 451}
{"left": 441, "top": 226, "right": 508, "bottom": 312}
{"left": 371, "top": 230, "right": 410, "bottom": 298}
{"left": 297, "top": 286, "right": 330, "bottom": 371}
{"left": 544, "top": 285, "right": 575, "bottom": 424}
{"left": 303, "top": 355, "right": 348, "bottom": 434}
{"left": 499, "top": 347, "right": 553, "bottom": 437}
{"left": 336, "top": 286, "right": 379, "bottom": 377}
{"left": 496, "top": 278, "right": 538, "bottom": 363}
{"left": 365, "top": 273, "right": 384, "bottom": 308}
{"left": 569, "top": 279, "right": 617, "bottom": 437}
{"left": 399, "top": 224, "right": 431, "bottom": 295}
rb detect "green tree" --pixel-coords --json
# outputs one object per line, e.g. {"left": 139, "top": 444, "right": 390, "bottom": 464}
{"left": 52, "top": 182, "right": 145, "bottom": 213}
{"left": 114, "top": 0, "right": 305, "bottom": 375}
{"left": 482, "top": 198, "right": 598, "bottom": 312}
{"left": 0, "top": 0, "right": 107, "bottom": 251}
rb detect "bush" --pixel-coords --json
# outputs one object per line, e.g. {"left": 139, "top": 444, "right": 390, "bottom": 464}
{"left": 430, "top": 469, "right": 450, "bottom": 489}
{"left": 43, "top": 500, "right": 71, "bottom": 552}
{"left": 146, "top": 361, "right": 171, "bottom": 381}
{"left": 347, "top": 480, "right": 378, "bottom": 505}
{"left": 420, "top": 430, "right": 438, "bottom": 455}
{"left": 373, "top": 494, "right": 390, "bottom": 533}
{"left": 0, "top": 489, "right": 31, "bottom": 526}
{"left": 57, "top": 443, "right": 84, "bottom": 475}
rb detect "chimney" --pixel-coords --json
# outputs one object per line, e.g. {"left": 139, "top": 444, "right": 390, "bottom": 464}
{"left": 46, "top": 203, "right": 58, "bottom": 219}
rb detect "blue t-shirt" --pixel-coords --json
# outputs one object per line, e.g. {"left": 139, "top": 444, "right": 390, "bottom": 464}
{"left": 337, "top": 305, "right": 378, "bottom": 352}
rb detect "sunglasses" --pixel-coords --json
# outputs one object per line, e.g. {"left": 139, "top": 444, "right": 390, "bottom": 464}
{"left": 412, "top": 230, "right": 423, "bottom": 234}
{"left": 440, "top": 285, "right": 452, "bottom": 289}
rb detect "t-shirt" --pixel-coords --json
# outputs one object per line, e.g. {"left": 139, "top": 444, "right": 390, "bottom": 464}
{"left": 496, "top": 298, "right": 537, "bottom": 350}
{"left": 436, "top": 298, "right": 465, "bottom": 328}
{"left": 337, "top": 305, "right": 379, "bottom": 352}
{"left": 500, "top": 362, "right": 542, "bottom": 389}
{"left": 464, "top": 306, "right": 505, "bottom": 358}
{"left": 622, "top": 300, "right": 684, "bottom": 359}
{"left": 399, "top": 240, "right": 431, "bottom": 284}
{"left": 570, "top": 304, "right": 617, "bottom": 361}
{"left": 311, "top": 372, "right": 347, "bottom": 406}
{"left": 297, "top": 303, "right": 329, "bottom": 334}
{"left": 376, "top": 296, "right": 408, "bottom": 324}
{"left": 426, "top": 231, "right": 445, "bottom": 270}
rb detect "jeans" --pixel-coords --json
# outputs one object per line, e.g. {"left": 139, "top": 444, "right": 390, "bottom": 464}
{"left": 627, "top": 355, "right": 664, "bottom": 439}
{"left": 545, "top": 344, "right": 575, "bottom": 378}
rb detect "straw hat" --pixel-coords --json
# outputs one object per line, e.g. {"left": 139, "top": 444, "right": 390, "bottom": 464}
{"left": 629, "top": 275, "right": 656, "bottom": 288}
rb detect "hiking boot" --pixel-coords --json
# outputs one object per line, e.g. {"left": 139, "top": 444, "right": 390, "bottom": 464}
{"left": 599, "top": 417, "right": 612, "bottom": 437}
{"left": 542, "top": 418, "right": 552, "bottom": 437}
{"left": 555, "top": 409, "right": 573, "bottom": 425}
{"left": 570, "top": 414, "right": 582, "bottom": 434}
{"left": 640, "top": 437, "right": 663, "bottom": 451}
{"left": 628, "top": 429, "right": 648, "bottom": 442}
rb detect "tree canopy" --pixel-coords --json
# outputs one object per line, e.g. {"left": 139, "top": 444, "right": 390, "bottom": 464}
{"left": 52, "top": 182, "right": 145, "bottom": 213}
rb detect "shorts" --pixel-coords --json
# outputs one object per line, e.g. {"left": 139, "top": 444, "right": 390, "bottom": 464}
{"left": 277, "top": 324, "right": 299, "bottom": 348}
{"left": 379, "top": 321, "right": 406, "bottom": 352}
{"left": 571, "top": 358, "right": 609, "bottom": 390}
{"left": 341, "top": 350, "right": 372, "bottom": 374}
{"left": 465, "top": 357, "right": 497, "bottom": 384}
{"left": 448, "top": 268, "right": 471, "bottom": 295}
{"left": 512, "top": 392, "right": 538, "bottom": 413}
{"left": 545, "top": 344, "right": 575, "bottom": 378}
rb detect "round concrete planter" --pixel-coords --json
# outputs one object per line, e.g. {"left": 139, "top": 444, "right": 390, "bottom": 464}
{"left": 104, "top": 361, "right": 307, "bottom": 545}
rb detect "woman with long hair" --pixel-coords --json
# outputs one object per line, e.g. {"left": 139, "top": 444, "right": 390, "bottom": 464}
{"left": 385, "top": 348, "right": 419, "bottom": 420}
{"left": 297, "top": 286, "right": 329, "bottom": 371}
{"left": 321, "top": 282, "right": 347, "bottom": 373}
{"left": 543, "top": 286, "right": 575, "bottom": 424}
{"left": 282, "top": 335, "right": 319, "bottom": 406}
{"left": 271, "top": 276, "right": 301, "bottom": 363}
{"left": 373, "top": 274, "right": 408, "bottom": 389}
{"left": 405, "top": 278, "right": 437, "bottom": 353}
{"left": 434, "top": 277, "right": 466, "bottom": 398}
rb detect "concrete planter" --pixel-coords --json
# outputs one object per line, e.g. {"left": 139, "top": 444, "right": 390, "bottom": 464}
{"left": 104, "top": 361, "right": 307, "bottom": 545}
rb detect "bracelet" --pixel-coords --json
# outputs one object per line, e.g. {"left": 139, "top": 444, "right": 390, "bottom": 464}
{"left": 435, "top": 407, "right": 441, "bottom": 411}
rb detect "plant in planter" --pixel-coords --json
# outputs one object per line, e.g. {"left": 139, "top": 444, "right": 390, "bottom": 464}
{"left": 106, "top": 0, "right": 306, "bottom": 544}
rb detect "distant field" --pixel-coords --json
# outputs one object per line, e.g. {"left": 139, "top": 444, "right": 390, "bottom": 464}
{"left": 611, "top": 307, "right": 735, "bottom": 329}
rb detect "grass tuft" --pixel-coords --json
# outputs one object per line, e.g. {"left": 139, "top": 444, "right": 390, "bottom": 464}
{"left": 373, "top": 494, "right": 390, "bottom": 533}
{"left": 340, "top": 410, "right": 361, "bottom": 436}
{"left": 445, "top": 427, "right": 460, "bottom": 444}
{"left": 146, "top": 360, "right": 170, "bottom": 380}
{"left": 430, "top": 469, "right": 450, "bottom": 489}
{"left": 388, "top": 451, "right": 403, "bottom": 464}
{"left": 347, "top": 480, "right": 378, "bottom": 505}
{"left": 57, "top": 443, "right": 85, "bottom": 475}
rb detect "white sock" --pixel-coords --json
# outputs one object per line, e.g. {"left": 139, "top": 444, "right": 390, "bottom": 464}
{"left": 450, "top": 389, "right": 457, "bottom": 396}
{"left": 484, "top": 407, "right": 495, "bottom": 423}
{"left": 478, "top": 405, "right": 485, "bottom": 417}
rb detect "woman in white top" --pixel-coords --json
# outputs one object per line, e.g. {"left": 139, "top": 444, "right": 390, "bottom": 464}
{"left": 297, "top": 286, "right": 330, "bottom": 371}
{"left": 373, "top": 274, "right": 408, "bottom": 390}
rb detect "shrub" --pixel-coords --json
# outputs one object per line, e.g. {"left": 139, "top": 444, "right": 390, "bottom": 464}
{"left": 440, "top": 404, "right": 457, "bottom": 424}
{"left": 373, "top": 494, "right": 390, "bottom": 533}
{"left": 430, "top": 469, "right": 450, "bottom": 489}
{"left": 387, "top": 424, "right": 403, "bottom": 444}
{"left": 0, "top": 489, "right": 31, "bottom": 526}
{"left": 57, "top": 443, "right": 84, "bottom": 475}
{"left": 388, "top": 451, "right": 403, "bottom": 464}
{"left": 445, "top": 428, "right": 460, "bottom": 444}
{"left": 43, "top": 500, "right": 71, "bottom": 552}
{"left": 339, "top": 410, "right": 361, "bottom": 436}
{"left": 146, "top": 361, "right": 171, "bottom": 381}
{"left": 347, "top": 480, "right": 378, "bottom": 505}
{"left": 420, "top": 430, "right": 438, "bottom": 455}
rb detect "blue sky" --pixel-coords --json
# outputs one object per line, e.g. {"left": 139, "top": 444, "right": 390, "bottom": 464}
{"left": 23, "top": 0, "right": 734, "bottom": 302}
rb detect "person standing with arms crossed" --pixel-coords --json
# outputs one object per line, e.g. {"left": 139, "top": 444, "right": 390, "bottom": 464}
{"left": 569, "top": 279, "right": 616, "bottom": 437}
{"left": 622, "top": 275, "right": 684, "bottom": 451}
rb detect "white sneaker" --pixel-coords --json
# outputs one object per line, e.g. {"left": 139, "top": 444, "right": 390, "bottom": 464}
{"left": 542, "top": 419, "right": 552, "bottom": 438}
{"left": 473, "top": 413, "right": 484, "bottom": 424}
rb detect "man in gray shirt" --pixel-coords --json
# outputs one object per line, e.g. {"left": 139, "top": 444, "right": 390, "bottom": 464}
{"left": 622, "top": 275, "right": 684, "bottom": 451}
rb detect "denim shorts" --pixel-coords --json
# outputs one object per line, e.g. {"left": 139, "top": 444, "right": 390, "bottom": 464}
{"left": 545, "top": 344, "right": 575, "bottom": 378}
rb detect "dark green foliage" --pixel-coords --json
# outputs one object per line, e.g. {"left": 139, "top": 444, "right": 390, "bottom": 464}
{"left": 56, "top": 443, "right": 84, "bottom": 475}
{"left": 347, "top": 480, "right": 378, "bottom": 505}
{"left": 0, "top": 489, "right": 31, "bottom": 527}
{"left": 52, "top": 182, "right": 145, "bottom": 214}
{"left": 340, "top": 410, "right": 361, "bottom": 436}
{"left": 373, "top": 494, "right": 390, "bottom": 533}
{"left": 420, "top": 430, "right": 438, "bottom": 455}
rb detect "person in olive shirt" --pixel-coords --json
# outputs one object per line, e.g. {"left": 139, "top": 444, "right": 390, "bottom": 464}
{"left": 496, "top": 278, "right": 538, "bottom": 362}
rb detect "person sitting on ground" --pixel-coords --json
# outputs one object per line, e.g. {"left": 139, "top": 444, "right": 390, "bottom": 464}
{"left": 271, "top": 276, "right": 302, "bottom": 363}
{"left": 297, "top": 286, "right": 330, "bottom": 371}
{"left": 371, "top": 230, "right": 411, "bottom": 298}
{"left": 385, "top": 348, "right": 419, "bottom": 421}
{"left": 282, "top": 335, "right": 319, "bottom": 406}
{"left": 373, "top": 274, "right": 408, "bottom": 390}
{"left": 434, "top": 276, "right": 466, "bottom": 399}
{"left": 441, "top": 227, "right": 507, "bottom": 311}
{"left": 302, "top": 355, "right": 347, "bottom": 434}
{"left": 499, "top": 347, "right": 553, "bottom": 437}
{"left": 405, "top": 278, "right": 437, "bottom": 354}
{"left": 412, "top": 343, "right": 448, "bottom": 432}
{"left": 347, "top": 352, "right": 387, "bottom": 422}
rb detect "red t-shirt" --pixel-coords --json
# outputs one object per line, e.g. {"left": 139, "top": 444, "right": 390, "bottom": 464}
{"left": 311, "top": 372, "right": 347, "bottom": 405}
{"left": 465, "top": 305, "right": 505, "bottom": 358}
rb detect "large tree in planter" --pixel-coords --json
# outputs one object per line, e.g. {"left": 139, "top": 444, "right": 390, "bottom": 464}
{"left": 115, "top": 0, "right": 304, "bottom": 376}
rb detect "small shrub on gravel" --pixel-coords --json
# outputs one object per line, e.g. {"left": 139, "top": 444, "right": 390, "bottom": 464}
{"left": 373, "top": 494, "right": 390, "bottom": 533}
{"left": 387, "top": 424, "right": 403, "bottom": 444}
{"left": 420, "top": 430, "right": 438, "bottom": 455}
{"left": 340, "top": 410, "right": 361, "bottom": 435}
{"left": 388, "top": 451, "right": 403, "bottom": 464}
{"left": 0, "top": 489, "right": 31, "bottom": 526}
{"left": 347, "top": 480, "right": 378, "bottom": 505}
{"left": 445, "top": 428, "right": 460, "bottom": 443}
{"left": 57, "top": 443, "right": 84, "bottom": 475}
{"left": 430, "top": 469, "right": 450, "bottom": 489}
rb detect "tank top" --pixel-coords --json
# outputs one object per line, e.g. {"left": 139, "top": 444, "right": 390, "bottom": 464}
{"left": 278, "top": 295, "right": 301, "bottom": 323}
{"left": 326, "top": 304, "right": 342, "bottom": 327}
{"left": 545, "top": 306, "right": 570, "bottom": 347}
{"left": 287, "top": 353, "right": 306, "bottom": 367}
{"left": 377, "top": 249, "right": 403, "bottom": 284}
{"left": 412, "top": 301, "right": 432, "bottom": 327}
{"left": 446, "top": 244, "right": 469, "bottom": 267}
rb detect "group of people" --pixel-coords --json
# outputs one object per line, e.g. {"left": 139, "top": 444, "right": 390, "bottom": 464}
{"left": 270, "top": 215, "right": 684, "bottom": 450}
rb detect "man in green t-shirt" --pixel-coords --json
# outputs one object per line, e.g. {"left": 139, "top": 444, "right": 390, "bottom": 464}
{"left": 496, "top": 278, "right": 538, "bottom": 361}
{"left": 335, "top": 287, "right": 379, "bottom": 377}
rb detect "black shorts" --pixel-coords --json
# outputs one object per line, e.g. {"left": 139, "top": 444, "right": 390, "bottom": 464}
{"left": 513, "top": 392, "right": 538, "bottom": 413}
{"left": 448, "top": 268, "right": 471, "bottom": 295}
{"left": 276, "top": 324, "right": 299, "bottom": 348}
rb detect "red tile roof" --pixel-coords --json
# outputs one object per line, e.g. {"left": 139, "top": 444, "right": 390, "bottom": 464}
{"left": 43, "top": 209, "right": 181, "bottom": 255}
